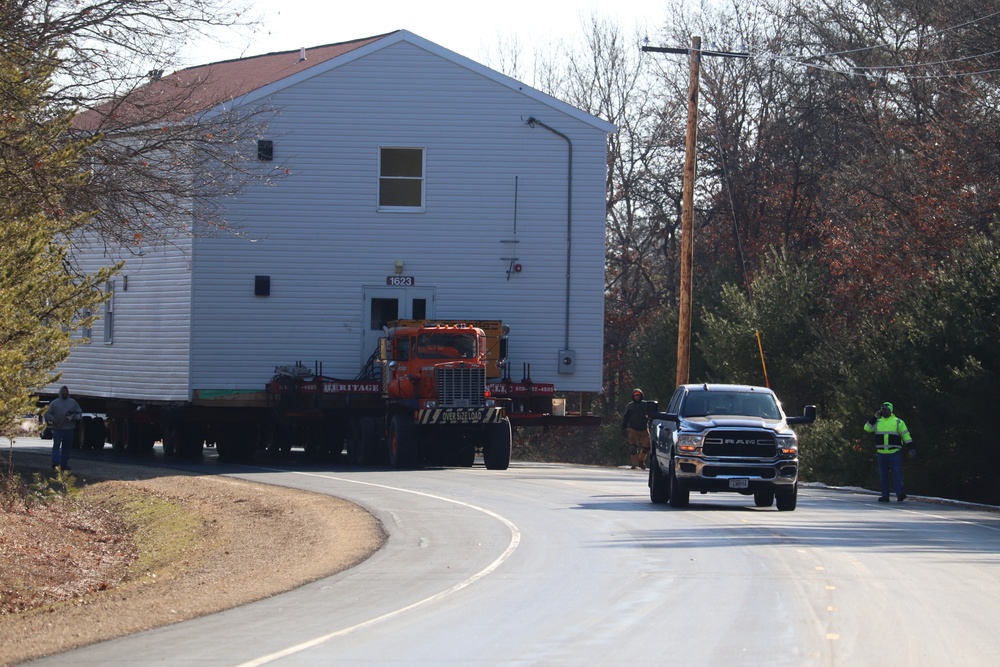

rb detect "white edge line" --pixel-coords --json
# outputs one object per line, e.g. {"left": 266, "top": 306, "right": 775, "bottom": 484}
{"left": 235, "top": 471, "right": 521, "bottom": 667}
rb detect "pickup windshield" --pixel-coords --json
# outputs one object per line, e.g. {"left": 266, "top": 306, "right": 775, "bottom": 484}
{"left": 681, "top": 391, "right": 781, "bottom": 420}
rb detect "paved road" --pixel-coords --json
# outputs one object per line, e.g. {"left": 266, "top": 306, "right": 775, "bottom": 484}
{"left": 14, "top": 440, "right": 1000, "bottom": 666}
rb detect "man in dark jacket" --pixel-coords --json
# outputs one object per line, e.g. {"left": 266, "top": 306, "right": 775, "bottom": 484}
{"left": 621, "top": 388, "right": 651, "bottom": 470}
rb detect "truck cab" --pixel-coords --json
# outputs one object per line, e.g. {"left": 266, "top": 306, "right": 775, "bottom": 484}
{"left": 378, "top": 323, "right": 511, "bottom": 469}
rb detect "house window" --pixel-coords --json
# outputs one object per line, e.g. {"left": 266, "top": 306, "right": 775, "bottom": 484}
{"left": 81, "top": 308, "right": 92, "bottom": 342}
{"left": 103, "top": 281, "right": 115, "bottom": 344}
{"left": 378, "top": 147, "right": 424, "bottom": 210}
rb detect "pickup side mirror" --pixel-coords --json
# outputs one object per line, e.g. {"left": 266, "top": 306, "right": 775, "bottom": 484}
{"left": 786, "top": 405, "right": 817, "bottom": 425}
{"left": 651, "top": 411, "right": 680, "bottom": 423}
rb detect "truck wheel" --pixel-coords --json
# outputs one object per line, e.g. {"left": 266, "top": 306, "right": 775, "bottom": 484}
{"left": 667, "top": 464, "right": 689, "bottom": 508}
{"left": 649, "top": 454, "right": 669, "bottom": 504}
{"left": 776, "top": 483, "right": 798, "bottom": 511}
{"left": 483, "top": 419, "right": 511, "bottom": 470}
{"left": 389, "top": 413, "right": 418, "bottom": 468}
{"left": 754, "top": 491, "right": 775, "bottom": 508}
{"left": 110, "top": 417, "right": 127, "bottom": 453}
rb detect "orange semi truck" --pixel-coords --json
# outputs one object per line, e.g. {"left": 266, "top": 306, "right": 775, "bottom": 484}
{"left": 62, "top": 320, "right": 594, "bottom": 468}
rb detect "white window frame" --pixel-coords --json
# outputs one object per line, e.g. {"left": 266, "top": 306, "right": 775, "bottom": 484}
{"left": 378, "top": 146, "right": 425, "bottom": 211}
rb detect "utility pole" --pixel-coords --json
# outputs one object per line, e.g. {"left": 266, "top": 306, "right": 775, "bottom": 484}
{"left": 642, "top": 37, "right": 748, "bottom": 386}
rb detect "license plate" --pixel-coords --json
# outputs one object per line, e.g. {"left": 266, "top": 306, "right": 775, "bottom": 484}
{"left": 729, "top": 478, "right": 749, "bottom": 489}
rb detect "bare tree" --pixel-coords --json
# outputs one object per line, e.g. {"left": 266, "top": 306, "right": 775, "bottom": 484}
{"left": 3, "top": 0, "right": 277, "bottom": 254}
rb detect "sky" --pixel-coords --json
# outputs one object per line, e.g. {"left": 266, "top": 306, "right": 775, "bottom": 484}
{"left": 189, "top": 0, "right": 670, "bottom": 67}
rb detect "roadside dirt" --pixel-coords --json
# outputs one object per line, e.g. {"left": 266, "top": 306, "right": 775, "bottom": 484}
{"left": 0, "top": 453, "right": 385, "bottom": 666}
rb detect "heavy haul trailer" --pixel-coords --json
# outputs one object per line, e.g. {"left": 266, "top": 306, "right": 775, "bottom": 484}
{"left": 71, "top": 320, "right": 594, "bottom": 467}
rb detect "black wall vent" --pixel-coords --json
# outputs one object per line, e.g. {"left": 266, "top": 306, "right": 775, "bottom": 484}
{"left": 254, "top": 275, "right": 271, "bottom": 296}
{"left": 257, "top": 139, "right": 274, "bottom": 161}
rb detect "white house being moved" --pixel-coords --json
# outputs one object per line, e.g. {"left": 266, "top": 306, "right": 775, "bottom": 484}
{"left": 47, "top": 30, "right": 615, "bottom": 459}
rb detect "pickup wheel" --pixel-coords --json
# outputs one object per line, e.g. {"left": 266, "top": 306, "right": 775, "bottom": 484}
{"left": 484, "top": 419, "right": 512, "bottom": 470}
{"left": 667, "top": 464, "right": 689, "bottom": 508}
{"left": 389, "top": 413, "right": 418, "bottom": 468}
{"left": 776, "top": 483, "right": 798, "bottom": 511}
{"left": 649, "top": 454, "right": 670, "bottom": 504}
{"left": 754, "top": 491, "right": 775, "bottom": 508}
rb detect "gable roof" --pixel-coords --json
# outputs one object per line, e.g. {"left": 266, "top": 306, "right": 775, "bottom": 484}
{"left": 76, "top": 30, "right": 615, "bottom": 134}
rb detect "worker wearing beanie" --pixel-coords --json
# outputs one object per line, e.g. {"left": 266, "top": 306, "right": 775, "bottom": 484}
{"left": 864, "top": 401, "right": 916, "bottom": 502}
{"left": 621, "top": 388, "right": 651, "bottom": 470}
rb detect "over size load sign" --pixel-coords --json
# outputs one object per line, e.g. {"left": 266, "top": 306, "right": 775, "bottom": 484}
{"left": 418, "top": 407, "right": 506, "bottom": 425}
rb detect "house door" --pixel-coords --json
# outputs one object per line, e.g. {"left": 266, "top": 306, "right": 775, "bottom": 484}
{"left": 361, "top": 286, "right": 436, "bottom": 365}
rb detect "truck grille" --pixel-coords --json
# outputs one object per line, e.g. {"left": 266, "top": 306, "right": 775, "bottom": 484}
{"left": 703, "top": 430, "right": 777, "bottom": 458}
{"left": 436, "top": 368, "right": 485, "bottom": 408}
{"left": 702, "top": 466, "right": 778, "bottom": 479}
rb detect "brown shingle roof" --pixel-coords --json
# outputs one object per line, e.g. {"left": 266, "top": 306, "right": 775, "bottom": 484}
{"left": 76, "top": 32, "right": 396, "bottom": 130}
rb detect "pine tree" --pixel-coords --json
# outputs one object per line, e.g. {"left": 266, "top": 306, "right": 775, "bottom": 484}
{"left": 0, "top": 42, "right": 116, "bottom": 436}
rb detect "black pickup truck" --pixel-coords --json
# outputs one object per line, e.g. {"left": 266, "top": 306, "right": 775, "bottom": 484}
{"left": 648, "top": 384, "right": 816, "bottom": 511}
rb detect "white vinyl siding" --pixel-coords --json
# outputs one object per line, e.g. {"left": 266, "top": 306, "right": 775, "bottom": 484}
{"left": 51, "top": 33, "right": 612, "bottom": 400}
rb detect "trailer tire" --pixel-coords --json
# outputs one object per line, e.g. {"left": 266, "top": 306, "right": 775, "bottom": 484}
{"left": 110, "top": 417, "right": 128, "bottom": 453}
{"left": 389, "top": 413, "right": 418, "bottom": 469}
{"left": 217, "top": 425, "right": 256, "bottom": 463}
{"left": 483, "top": 419, "right": 511, "bottom": 470}
{"left": 90, "top": 418, "right": 107, "bottom": 451}
{"left": 348, "top": 417, "right": 379, "bottom": 465}
{"left": 125, "top": 418, "right": 156, "bottom": 455}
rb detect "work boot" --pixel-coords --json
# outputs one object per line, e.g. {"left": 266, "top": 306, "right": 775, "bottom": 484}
{"left": 898, "top": 494, "right": 907, "bottom": 502}
{"left": 878, "top": 496, "right": 890, "bottom": 503}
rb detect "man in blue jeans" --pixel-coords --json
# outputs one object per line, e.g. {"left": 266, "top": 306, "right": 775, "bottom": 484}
{"left": 864, "top": 401, "right": 917, "bottom": 502}
{"left": 45, "top": 386, "right": 83, "bottom": 471}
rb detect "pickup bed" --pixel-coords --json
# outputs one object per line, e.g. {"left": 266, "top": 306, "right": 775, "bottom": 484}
{"left": 648, "top": 383, "right": 816, "bottom": 511}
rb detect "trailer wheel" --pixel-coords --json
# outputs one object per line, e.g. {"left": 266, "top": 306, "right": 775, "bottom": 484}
{"left": 347, "top": 417, "right": 377, "bottom": 465}
{"left": 76, "top": 417, "right": 106, "bottom": 451}
{"left": 164, "top": 422, "right": 203, "bottom": 460}
{"left": 125, "top": 418, "right": 156, "bottom": 455}
{"left": 483, "top": 419, "right": 511, "bottom": 470}
{"left": 90, "top": 418, "right": 107, "bottom": 451}
{"left": 217, "top": 425, "right": 256, "bottom": 463}
{"left": 389, "top": 413, "right": 418, "bottom": 468}
{"left": 110, "top": 417, "right": 128, "bottom": 453}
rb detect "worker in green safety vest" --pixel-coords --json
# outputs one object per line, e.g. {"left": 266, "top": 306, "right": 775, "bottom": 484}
{"left": 864, "top": 401, "right": 916, "bottom": 503}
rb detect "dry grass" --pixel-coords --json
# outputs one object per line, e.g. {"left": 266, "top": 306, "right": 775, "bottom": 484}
{"left": 0, "top": 451, "right": 385, "bottom": 665}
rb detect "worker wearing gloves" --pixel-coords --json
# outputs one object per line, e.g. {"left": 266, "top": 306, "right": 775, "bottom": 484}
{"left": 45, "top": 386, "right": 83, "bottom": 471}
{"left": 621, "top": 388, "right": 651, "bottom": 470}
{"left": 864, "top": 401, "right": 916, "bottom": 502}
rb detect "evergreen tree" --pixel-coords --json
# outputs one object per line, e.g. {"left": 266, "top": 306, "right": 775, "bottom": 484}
{"left": 0, "top": 42, "right": 116, "bottom": 436}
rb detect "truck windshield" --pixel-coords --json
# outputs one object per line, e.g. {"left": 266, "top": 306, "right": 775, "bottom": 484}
{"left": 416, "top": 332, "right": 477, "bottom": 359}
{"left": 682, "top": 392, "right": 781, "bottom": 419}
